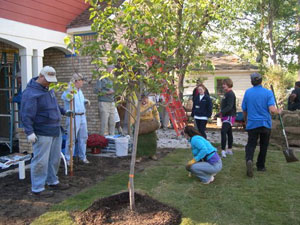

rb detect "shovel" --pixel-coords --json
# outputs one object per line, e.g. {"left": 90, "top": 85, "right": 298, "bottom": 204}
{"left": 271, "top": 85, "right": 298, "bottom": 163}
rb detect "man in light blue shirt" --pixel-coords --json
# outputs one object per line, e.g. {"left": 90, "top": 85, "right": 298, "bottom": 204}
{"left": 62, "top": 73, "right": 90, "bottom": 165}
{"left": 242, "top": 72, "right": 281, "bottom": 178}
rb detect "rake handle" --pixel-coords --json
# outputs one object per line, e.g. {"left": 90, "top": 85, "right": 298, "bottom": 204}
{"left": 270, "top": 85, "right": 289, "bottom": 149}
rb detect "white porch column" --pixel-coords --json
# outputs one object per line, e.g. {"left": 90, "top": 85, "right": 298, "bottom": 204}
{"left": 32, "top": 49, "right": 44, "bottom": 78}
{"left": 19, "top": 48, "right": 33, "bottom": 91}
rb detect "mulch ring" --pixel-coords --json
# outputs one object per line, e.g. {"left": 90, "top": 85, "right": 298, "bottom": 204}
{"left": 74, "top": 192, "right": 182, "bottom": 225}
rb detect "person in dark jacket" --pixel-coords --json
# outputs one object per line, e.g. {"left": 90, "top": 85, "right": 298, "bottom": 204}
{"left": 287, "top": 81, "right": 300, "bottom": 111}
{"left": 21, "top": 66, "right": 69, "bottom": 198}
{"left": 192, "top": 79, "right": 209, "bottom": 103}
{"left": 192, "top": 84, "right": 212, "bottom": 139}
{"left": 219, "top": 78, "right": 236, "bottom": 158}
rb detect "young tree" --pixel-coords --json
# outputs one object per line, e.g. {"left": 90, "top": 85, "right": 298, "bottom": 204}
{"left": 73, "top": 0, "right": 243, "bottom": 210}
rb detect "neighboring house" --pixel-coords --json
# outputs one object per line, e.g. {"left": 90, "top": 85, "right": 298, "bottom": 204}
{"left": 184, "top": 52, "right": 259, "bottom": 110}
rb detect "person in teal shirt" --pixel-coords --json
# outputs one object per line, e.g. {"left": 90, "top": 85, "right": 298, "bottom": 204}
{"left": 184, "top": 126, "right": 222, "bottom": 184}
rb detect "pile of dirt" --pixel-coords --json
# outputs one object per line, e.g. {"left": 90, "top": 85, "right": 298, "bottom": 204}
{"left": 75, "top": 192, "right": 181, "bottom": 225}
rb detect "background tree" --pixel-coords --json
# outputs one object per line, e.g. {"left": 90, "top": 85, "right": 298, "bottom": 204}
{"left": 215, "top": 0, "right": 299, "bottom": 107}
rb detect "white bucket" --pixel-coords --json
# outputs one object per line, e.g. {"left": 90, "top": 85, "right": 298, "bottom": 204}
{"left": 217, "top": 118, "right": 222, "bottom": 127}
{"left": 115, "top": 137, "right": 128, "bottom": 156}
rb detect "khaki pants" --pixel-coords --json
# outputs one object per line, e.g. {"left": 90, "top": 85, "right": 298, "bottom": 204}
{"left": 99, "top": 101, "right": 115, "bottom": 136}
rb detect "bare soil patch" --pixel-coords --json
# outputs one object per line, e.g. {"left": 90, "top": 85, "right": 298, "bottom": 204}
{"left": 75, "top": 192, "right": 181, "bottom": 225}
{"left": 0, "top": 148, "right": 174, "bottom": 225}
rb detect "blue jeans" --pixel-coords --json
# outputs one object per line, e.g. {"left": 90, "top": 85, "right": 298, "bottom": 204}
{"left": 31, "top": 131, "right": 62, "bottom": 192}
{"left": 188, "top": 160, "right": 222, "bottom": 183}
{"left": 65, "top": 115, "right": 88, "bottom": 162}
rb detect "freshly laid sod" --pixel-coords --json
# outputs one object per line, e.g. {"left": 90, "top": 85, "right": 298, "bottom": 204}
{"left": 32, "top": 147, "right": 300, "bottom": 225}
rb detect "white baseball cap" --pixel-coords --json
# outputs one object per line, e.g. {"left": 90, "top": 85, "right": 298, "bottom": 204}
{"left": 40, "top": 66, "right": 57, "bottom": 82}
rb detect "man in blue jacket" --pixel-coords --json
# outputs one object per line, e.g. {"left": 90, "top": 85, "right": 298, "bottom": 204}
{"left": 21, "top": 66, "right": 69, "bottom": 197}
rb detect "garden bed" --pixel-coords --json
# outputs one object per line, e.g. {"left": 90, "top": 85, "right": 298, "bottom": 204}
{"left": 75, "top": 192, "right": 181, "bottom": 225}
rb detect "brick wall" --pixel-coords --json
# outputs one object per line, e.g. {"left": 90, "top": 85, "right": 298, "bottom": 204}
{"left": 16, "top": 128, "right": 33, "bottom": 154}
{"left": 43, "top": 47, "right": 101, "bottom": 135}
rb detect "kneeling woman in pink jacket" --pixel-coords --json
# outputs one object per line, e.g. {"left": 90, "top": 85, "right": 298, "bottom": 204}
{"left": 184, "top": 126, "right": 222, "bottom": 184}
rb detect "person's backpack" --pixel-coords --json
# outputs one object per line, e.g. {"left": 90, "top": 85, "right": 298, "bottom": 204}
{"left": 87, "top": 134, "right": 108, "bottom": 148}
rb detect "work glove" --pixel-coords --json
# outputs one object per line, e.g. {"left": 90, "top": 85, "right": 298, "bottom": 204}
{"left": 65, "top": 110, "right": 74, "bottom": 117}
{"left": 186, "top": 158, "right": 196, "bottom": 170}
{"left": 84, "top": 99, "right": 91, "bottom": 106}
{"left": 27, "top": 133, "right": 37, "bottom": 144}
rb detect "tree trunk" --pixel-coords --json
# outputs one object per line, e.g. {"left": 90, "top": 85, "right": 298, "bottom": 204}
{"left": 128, "top": 88, "right": 142, "bottom": 210}
{"left": 298, "top": 0, "right": 300, "bottom": 80}
{"left": 267, "top": 1, "right": 277, "bottom": 65}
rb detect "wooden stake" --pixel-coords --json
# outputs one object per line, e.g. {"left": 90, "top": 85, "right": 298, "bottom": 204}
{"left": 69, "top": 98, "right": 74, "bottom": 176}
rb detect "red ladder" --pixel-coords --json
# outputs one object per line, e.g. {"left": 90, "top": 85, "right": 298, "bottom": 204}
{"left": 161, "top": 90, "right": 187, "bottom": 136}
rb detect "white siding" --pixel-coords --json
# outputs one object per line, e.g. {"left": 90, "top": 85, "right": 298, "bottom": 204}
{"left": 184, "top": 70, "right": 258, "bottom": 110}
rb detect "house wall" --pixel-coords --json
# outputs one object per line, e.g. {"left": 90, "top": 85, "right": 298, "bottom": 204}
{"left": 184, "top": 70, "right": 258, "bottom": 110}
{"left": 0, "top": 0, "right": 88, "bottom": 32}
{"left": 43, "top": 47, "right": 101, "bottom": 135}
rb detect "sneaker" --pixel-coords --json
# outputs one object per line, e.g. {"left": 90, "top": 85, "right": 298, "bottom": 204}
{"left": 202, "top": 176, "right": 214, "bottom": 184}
{"left": 150, "top": 155, "right": 158, "bottom": 161}
{"left": 32, "top": 190, "right": 54, "bottom": 198}
{"left": 221, "top": 150, "right": 227, "bottom": 158}
{"left": 226, "top": 149, "right": 233, "bottom": 155}
{"left": 246, "top": 160, "right": 253, "bottom": 177}
{"left": 136, "top": 157, "right": 143, "bottom": 163}
{"left": 48, "top": 183, "right": 70, "bottom": 190}
{"left": 81, "top": 159, "right": 90, "bottom": 164}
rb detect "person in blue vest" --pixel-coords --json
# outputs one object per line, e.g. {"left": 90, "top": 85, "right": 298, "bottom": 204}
{"left": 21, "top": 66, "right": 70, "bottom": 198}
{"left": 62, "top": 73, "right": 90, "bottom": 165}
{"left": 192, "top": 84, "right": 212, "bottom": 139}
{"left": 184, "top": 126, "right": 222, "bottom": 184}
{"left": 242, "top": 72, "right": 282, "bottom": 178}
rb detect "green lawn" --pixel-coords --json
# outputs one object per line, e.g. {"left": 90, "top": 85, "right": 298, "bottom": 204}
{"left": 32, "top": 147, "right": 300, "bottom": 225}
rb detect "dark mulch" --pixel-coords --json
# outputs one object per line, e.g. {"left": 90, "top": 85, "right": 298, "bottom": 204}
{"left": 75, "top": 192, "right": 181, "bottom": 225}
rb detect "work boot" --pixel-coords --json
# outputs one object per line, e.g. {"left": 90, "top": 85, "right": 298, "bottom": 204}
{"left": 31, "top": 190, "right": 54, "bottom": 198}
{"left": 246, "top": 160, "right": 253, "bottom": 177}
{"left": 257, "top": 167, "right": 266, "bottom": 172}
{"left": 48, "top": 183, "right": 70, "bottom": 190}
